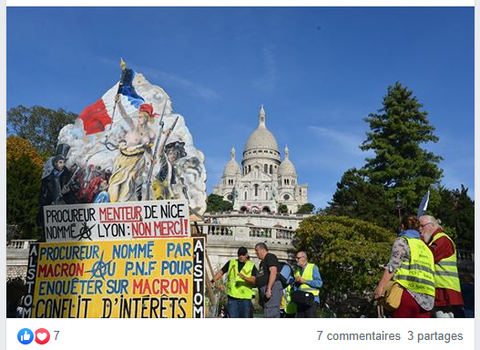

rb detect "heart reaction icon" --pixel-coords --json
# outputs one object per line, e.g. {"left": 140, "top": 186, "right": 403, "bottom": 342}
{"left": 35, "top": 328, "right": 50, "bottom": 345}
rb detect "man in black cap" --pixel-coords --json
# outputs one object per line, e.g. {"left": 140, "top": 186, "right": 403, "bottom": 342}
{"left": 211, "top": 247, "right": 258, "bottom": 318}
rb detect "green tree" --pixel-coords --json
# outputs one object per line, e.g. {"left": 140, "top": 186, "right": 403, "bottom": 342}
{"left": 7, "top": 135, "right": 44, "bottom": 168}
{"left": 294, "top": 215, "right": 395, "bottom": 317}
{"left": 7, "top": 105, "right": 77, "bottom": 158}
{"left": 7, "top": 153, "right": 43, "bottom": 238}
{"left": 296, "top": 203, "right": 315, "bottom": 214}
{"left": 328, "top": 82, "right": 443, "bottom": 230}
{"left": 361, "top": 82, "right": 443, "bottom": 214}
{"left": 327, "top": 168, "right": 397, "bottom": 229}
{"left": 278, "top": 203, "right": 288, "bottom": 214}
{"left": 429, "top": 185, "right": 474, "bottom": 250}
{"left": 206, "top": 194, "right": 233, "bottom": 213}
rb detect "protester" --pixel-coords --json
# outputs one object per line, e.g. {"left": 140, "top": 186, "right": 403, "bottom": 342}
{"left": 292, "top": 251, "right": 323, "bottom": 318}
{"left": 419, "top": 215, "right": 464, "bottom": 318}
{"left": 211, "top": 247, "right": 257, "bottom": 318}
{"left": 374, "top": 215, "right": 435, "bottom": 318}
{"left": 254, "top": 242, "right": 283, "bottom": 318}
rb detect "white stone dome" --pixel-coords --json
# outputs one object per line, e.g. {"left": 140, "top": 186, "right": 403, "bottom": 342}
{"left": 278, "top": 146, "right": 297, "bottom": 177}
{"left": 223, "top": 147, "right": 241, "bottom": 176}
{"left": 244, "top": 106, "right": 279, "bottom": 154}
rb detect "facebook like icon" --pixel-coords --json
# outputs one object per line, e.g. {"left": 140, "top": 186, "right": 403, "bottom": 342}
{"left": 17, "top": 328, "right": 34, "bottom": 345}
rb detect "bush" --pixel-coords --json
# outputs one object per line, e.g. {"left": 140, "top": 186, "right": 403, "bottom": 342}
{"left": 294, "top": 215, "right": 395, "bottom": 317}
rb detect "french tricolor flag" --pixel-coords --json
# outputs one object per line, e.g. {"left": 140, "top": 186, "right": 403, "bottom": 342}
{"left": 79, "top": 68, "right": 144, "bottom": 135}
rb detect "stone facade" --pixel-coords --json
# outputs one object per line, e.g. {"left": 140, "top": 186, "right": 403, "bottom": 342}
{"left": 6, "top": 240, "right": 35, "bottom": 281}
{"left": 213, "top": 106, "right": 308, "bottom": 214}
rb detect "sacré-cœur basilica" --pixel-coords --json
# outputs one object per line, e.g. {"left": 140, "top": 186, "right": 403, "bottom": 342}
{"left": 213, "top": 105, "right": 308, "bottom": 214}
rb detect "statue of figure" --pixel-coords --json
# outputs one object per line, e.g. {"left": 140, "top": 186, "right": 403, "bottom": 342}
{"left": 37, "top": 144, "right": 79, "bottom": 235}
{"left": 94, "top": 179, "right": 110, "bottom": 203}
{"left": 108, "top": 97, "right": 156, "bottom": 202}
{"left": 152, "top": 141, "right": 187, "bottom": 200}
{"left": 39, "top": 144, "right": 78, "bottom": 206}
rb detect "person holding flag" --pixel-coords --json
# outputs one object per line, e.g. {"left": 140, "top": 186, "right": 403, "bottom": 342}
{"left": 78, "top": 59, "right": 146, "bottom": 135}
{"left": 108, "top": 97, "right": 157, "bottom": 202}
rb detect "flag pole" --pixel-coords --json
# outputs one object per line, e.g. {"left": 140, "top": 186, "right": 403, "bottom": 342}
{"left": 108, "top": 58, "right": 127, "bottom": 131}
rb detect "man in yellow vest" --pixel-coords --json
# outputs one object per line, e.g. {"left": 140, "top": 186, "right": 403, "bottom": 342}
{"left": 419, "top": 215, "right": 464, "bottom": 318}
{"left": 292, "top": 251, "right": 323, "bottom": 318}
{"left": 211, "top": 247, "right": 257, "bottom": 318}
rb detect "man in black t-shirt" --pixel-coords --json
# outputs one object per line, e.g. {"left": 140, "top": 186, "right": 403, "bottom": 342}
{"left": 211, "top": 247, "right": 258, "bottom": 318}
{"left": 254, "top": 242, "right": 283, "bottom": 318}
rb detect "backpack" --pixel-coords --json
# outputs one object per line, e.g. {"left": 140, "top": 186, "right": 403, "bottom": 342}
{"left": 278, "top": 261, "right": 295, "bottom": 288}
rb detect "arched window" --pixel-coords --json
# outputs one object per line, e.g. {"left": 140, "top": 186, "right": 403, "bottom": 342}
{"left": 269, "top": 165, "right": 273, "bottom": 174}
{"left": 244, "top": 191, "right": 248, "bottom": 200}
{"left": 254, "top": 184, "right": 259, "bottom": 197}
{"left": 264, "top": 164, "right": 268, "bottom": 173}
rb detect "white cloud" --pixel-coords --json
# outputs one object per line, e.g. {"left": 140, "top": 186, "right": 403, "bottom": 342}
{"left": 141, "top": 67, "right": 219, "bottom": 101}
{"left": 308, "top": 126, "right": 366, "bottom": 156}
{"left": 96, "top": 57, "right": 219, "bottom": 102}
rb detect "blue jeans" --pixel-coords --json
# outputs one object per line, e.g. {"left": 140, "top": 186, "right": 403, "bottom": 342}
{"left": 227, "top": 297, "right": 251, "bottom": 318}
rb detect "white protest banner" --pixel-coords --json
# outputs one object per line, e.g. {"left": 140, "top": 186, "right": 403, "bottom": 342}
{"left": 43, "top": 200, "right": 190, "bottom": 242}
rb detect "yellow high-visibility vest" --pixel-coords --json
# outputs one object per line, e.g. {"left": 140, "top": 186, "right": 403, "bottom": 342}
{"left": 429, "top": 232, "right": 462, "bottom": 292}
{"left": 295, "top": 263, "right": 320, "bottom": 297}
{"left": 227, "top": 259, "right": 255, "bottom": 299}
{"left": 284, "top": 285, "right": 297, "bottom": 314}
{"left": 394, "top": 237, "right": 435, "bottom": 297}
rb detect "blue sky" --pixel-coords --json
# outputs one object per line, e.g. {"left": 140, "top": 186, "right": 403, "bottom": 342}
{"left": 7, "top": 7, "right": 474, "bottom": 209}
